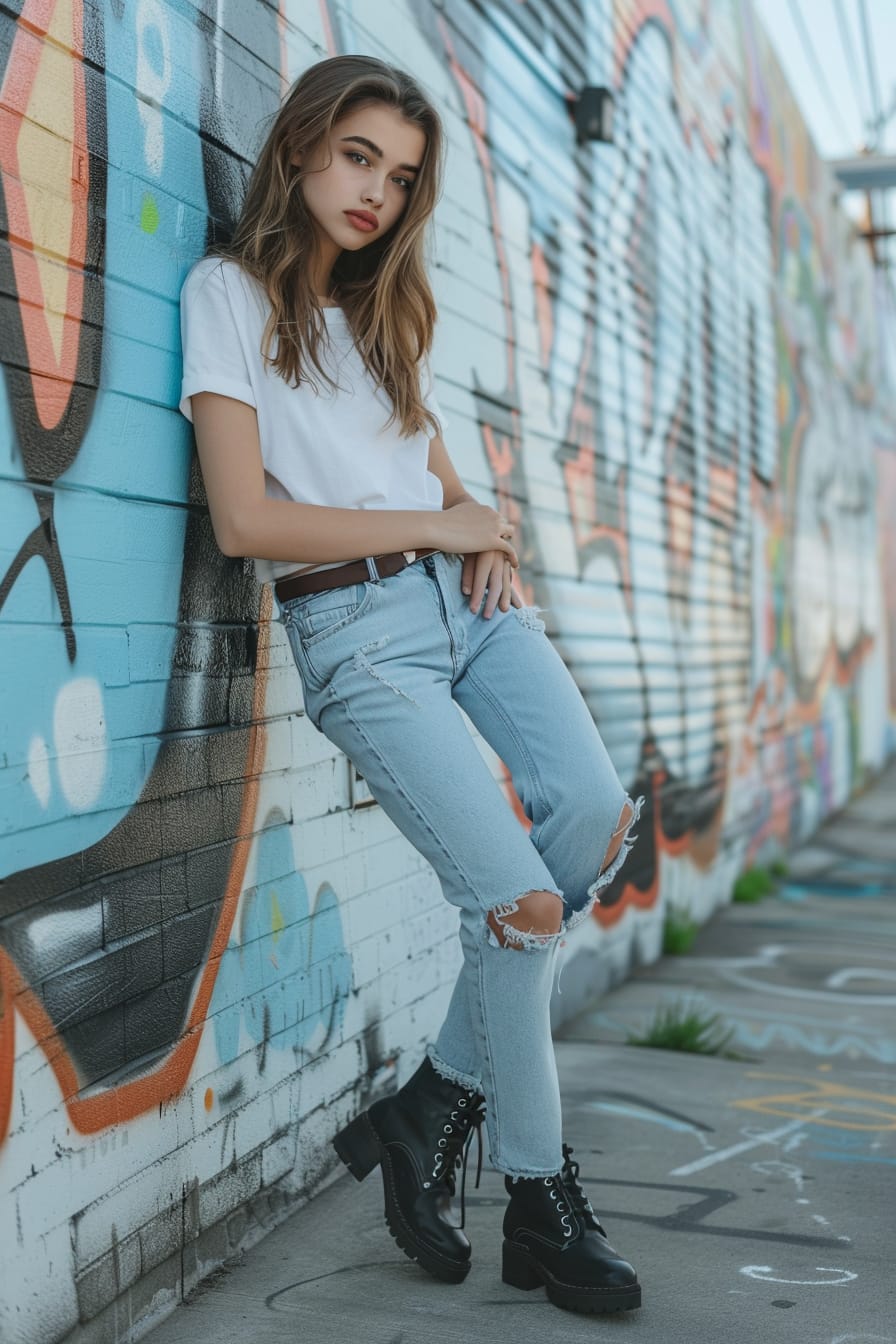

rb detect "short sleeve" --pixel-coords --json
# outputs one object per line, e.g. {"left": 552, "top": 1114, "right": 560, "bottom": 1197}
{"left": 421, "top": 353, "right": 447, "bottom": 438}
{"left": 178, "top": 259, "right": 257, "bottom": 422}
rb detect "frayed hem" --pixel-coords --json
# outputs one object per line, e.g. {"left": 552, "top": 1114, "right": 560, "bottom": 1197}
{"left": 426, "top": 1045, "right": 482, "bottom": 1093}
{"left": 494, "top": 1162, "right": 564, "bottom": 1180}
{"left": 561, "top": 793, "right": 645, "bottom": 938}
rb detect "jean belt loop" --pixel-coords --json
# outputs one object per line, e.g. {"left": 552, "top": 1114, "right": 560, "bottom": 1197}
{"left": 365, "top": 555, "right": 381, "bottom": 582}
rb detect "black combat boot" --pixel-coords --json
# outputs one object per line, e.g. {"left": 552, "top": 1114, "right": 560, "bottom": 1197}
{"left": 332, "top": 1056, "right": 486, "bottom": 1283}
{"left": 501, "top": 1142, "right": 641, "bottom": 1313}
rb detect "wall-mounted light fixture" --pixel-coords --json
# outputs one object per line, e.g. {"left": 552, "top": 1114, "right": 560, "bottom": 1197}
{"left": 566, "top": 86, "right": 615, "bottom": 145}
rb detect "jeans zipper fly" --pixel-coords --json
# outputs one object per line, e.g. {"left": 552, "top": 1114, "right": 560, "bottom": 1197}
{"left": 424, "top": 555, "right": 459, "bottom": 674}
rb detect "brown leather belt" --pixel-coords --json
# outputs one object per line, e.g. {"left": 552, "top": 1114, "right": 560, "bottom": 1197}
{"left": 274, "top": 548, "right": 441, "bottom": 603}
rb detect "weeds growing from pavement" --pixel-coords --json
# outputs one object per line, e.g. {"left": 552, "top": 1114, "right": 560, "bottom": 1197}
{"left": 627, "top": 1000, "right": 745, "bottom": 1059}
{"left": 732, "top": 865, "right": 776, "bottom": 903}
{"left": 662, "top": 903, "right": 700, "bottom": 954}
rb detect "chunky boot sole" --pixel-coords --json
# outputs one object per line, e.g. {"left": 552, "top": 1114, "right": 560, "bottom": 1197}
{"left": 332, "top": 1112, "right": 470, "bottom": 1285}
{"left": 502, "top": 1240, "right": 642, "bottom": 1314}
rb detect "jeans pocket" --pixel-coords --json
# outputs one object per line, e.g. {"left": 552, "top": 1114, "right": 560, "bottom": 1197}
{"left": 285, "top": 581, "right": 375, "bottom": 647}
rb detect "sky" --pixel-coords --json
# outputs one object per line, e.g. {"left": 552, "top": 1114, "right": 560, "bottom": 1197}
{"left": 752, "top": 0, "right": 896, "bottom": 267}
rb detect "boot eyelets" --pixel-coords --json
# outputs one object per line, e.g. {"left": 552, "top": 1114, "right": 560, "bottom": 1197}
{"left": 438, "top": 1138, "right": 447, "bottom": 1147}
{"left": 443, "top": 1124, "right": 452, "bottom": 1133}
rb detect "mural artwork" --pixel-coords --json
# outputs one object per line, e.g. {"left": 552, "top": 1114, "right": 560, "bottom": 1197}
{"left": 0, "top": 0, "right": 892, "bottom": 1337}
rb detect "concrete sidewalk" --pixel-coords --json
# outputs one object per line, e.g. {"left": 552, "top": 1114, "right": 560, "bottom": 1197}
{"left": 146, "top": 765, "right": 896, "bottom": 1344}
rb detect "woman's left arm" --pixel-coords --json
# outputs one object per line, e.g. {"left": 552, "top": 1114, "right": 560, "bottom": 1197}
{"left": 427, "top": 431, "right": 473, "bottom": 510}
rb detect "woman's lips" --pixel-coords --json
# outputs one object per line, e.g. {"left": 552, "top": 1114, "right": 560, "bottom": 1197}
{"left": 344, "top": 211, "right": 378, "bottom": 232}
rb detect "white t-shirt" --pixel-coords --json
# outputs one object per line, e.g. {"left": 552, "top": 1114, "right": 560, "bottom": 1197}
{"left": 178, "top": 256, "right": 447, "bottom": 584}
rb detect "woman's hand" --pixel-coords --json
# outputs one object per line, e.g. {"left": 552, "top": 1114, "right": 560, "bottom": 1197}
{"left": 434, "top": 499, "right": 519, "bottom": 568}
{"left": 461, "top": 549, "right": 523, "bottom": 618}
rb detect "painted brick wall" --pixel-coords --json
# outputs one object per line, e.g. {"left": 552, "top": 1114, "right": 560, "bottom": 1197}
{"left": 1, "top": 1, "right": 893, "bottom": 1340}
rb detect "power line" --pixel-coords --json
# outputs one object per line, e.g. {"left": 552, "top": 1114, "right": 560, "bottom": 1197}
{"left": 857, "top": 0, "right": 884, "bottom": 144}
{"left": 786, "top": 0, "right": 854, "bottom": 148}
{"left": 832, "top": 0, "right": 871, "bottom": 141}
{"left": 856, "top": 1, "right": 891, "bottom": 271}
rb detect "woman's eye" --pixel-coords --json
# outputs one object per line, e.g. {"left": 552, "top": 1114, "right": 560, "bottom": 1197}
{"left": 345, "top": 152, "right": 411, "bottom": 190}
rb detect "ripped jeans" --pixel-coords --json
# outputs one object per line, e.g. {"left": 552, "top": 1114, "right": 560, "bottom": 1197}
{"left": 276, "top": 550, "right": 641, "bottom": 1177}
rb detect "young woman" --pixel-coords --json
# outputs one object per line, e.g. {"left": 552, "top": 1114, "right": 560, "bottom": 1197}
{"left": 179, "top": 54, "right": 643, "bottom": 1315}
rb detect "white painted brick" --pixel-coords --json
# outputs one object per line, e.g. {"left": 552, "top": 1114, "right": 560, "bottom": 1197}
{"left": 261, "top": 1132, "right": 297, "bottom": 1187}
{"left": 1, "top": 1221, "right": 78, "bottom": 1344}
{"left": 290, "top": 756, "right": 350, "bottom": 821}
{"left": 259, "top": 720, "right": 293, "bottom": 774}
{"left": 290, "top": 711, "right": 344, "bottom": 768}
{"left": 196, "top": 1148, "right": 263, "bottom": 1231}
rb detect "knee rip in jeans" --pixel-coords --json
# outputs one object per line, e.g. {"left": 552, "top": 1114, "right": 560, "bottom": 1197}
{"left": 583, "top": 790, "right": 644, "bottom": 919}
{"left": 353, "top": 635, "right": 422, "bottom": 709}
{"left": 486, "top": 889, "right": 564, "bottom": 952}
{"left": 486, "top": 795, "right": 644, "bottom": 951}
{"left": 585, "top": 793, "right": 644, "bottom": 907}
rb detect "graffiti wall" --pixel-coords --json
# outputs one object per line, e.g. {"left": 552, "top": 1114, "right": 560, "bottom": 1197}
{"left": 1, "top": 0, "right": 893, "bottom": 1338}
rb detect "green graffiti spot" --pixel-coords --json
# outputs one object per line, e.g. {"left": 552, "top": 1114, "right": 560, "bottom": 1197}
{"left": 140, "top": 193, "right": 160, "bottom": 234}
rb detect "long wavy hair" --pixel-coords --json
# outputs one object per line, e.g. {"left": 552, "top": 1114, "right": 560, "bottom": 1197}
{"left": 211, "top": 55, "right": 445, "bottom": 439}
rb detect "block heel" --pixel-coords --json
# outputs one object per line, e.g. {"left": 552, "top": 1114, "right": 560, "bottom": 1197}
{"left": 502, "top": 1240, "right": 543, "bottom": 1290}
{"left": 332, "top": 1112, "right": 380, "bottom": 1181}
{"left": 500, "top": 1149, "right": 641, "bottom": 1314}
{"left": 331, "top": 1059, "right": 486, "bottom": 1284}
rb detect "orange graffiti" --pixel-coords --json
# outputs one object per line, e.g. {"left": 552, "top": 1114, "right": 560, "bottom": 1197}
{"left": 0, "top": 0, "right": 89, "bottom": 430}
{"left": 733, "top": 1071, "right": 896, "bottom": 1132}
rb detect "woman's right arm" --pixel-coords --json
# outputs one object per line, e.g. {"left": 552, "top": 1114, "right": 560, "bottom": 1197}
{"left": 191, "top": 391, "right": 518, "bottom": 567}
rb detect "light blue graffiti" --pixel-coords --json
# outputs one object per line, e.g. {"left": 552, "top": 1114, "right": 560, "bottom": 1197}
{"left": 809, "top": 1153, "right": 896, "bottom": 1167}
{"left": 211, "top": 820, "right": 353, "bottom": 1066}
{"left": 730, "top": 1021, "right": 896, "bottom": 1064}
{"left": 1, "top": 0, "right": 206, "bottom": 878}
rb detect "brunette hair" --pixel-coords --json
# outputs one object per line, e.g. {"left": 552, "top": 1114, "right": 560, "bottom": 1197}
{"left": 211, "top": 54, "right": 445, "bottom": 438}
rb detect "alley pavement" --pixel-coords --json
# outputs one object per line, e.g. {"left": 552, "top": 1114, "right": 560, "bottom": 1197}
{"left": 146, "top": 762, "right": 896, "bottom": 1344}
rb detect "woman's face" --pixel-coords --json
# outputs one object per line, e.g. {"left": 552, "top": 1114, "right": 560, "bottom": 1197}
{"left": 293, "top": 102, "right": 426, "bottom": 263}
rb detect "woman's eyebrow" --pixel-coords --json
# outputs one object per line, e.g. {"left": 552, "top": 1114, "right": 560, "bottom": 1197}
{"left": 339, "top": 135, "right": 420, "bottom": 174}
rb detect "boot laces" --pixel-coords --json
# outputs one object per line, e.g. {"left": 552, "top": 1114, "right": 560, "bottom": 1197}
{"left": 560, "top": 1142, "right": 605, "bottom": 1234}
{"left": 429, "top": 1090, "right": 486, "bottom": 1229}
{"left": 543, "top": 1172, "right": 575, "bottom": 1238}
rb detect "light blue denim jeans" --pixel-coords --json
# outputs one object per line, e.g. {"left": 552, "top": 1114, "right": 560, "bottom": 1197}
{"left": 276, "top": 549, "right": 642, "bottom": 1177}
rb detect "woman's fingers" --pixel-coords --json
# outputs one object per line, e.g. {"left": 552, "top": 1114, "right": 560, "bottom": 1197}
{"left": 461, "top": 550, "right": 521, "bottom": 617}
{"left": 482, "top": 555, "right": 509, "bottom": 619}
{"left": 479, "top": 554, "right": 515, "bottom": 619}
{"left": 466, "top": 551, "right": 493, "bottom": 613}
